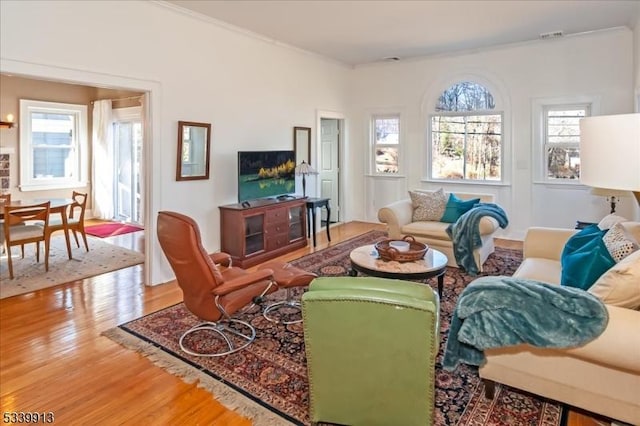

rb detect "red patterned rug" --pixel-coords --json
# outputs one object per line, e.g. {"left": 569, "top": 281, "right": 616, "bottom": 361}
{"left": 84, "top": 222, "right": 144, "bottom": 238}
{"left": 104, "top": 230, "right": 564, "bottom": 425}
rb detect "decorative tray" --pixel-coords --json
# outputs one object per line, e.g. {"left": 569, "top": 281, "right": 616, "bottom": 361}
{"left": 374, "top": 235, "right": 428, "bottom": 262}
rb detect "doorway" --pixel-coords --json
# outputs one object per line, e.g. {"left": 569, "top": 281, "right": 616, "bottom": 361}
{"left": 319, "top": 117, "right": 342, "bottom": 224}
{"left": 112, "top": 106, "right": 143, "bottom": 225}
{"left": 2, "top": 58, "right": 161, "bottom": 285}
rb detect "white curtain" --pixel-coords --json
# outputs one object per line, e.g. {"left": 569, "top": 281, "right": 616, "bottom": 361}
{"left": 92, "top": 99, "right": 113, "bottom": 219}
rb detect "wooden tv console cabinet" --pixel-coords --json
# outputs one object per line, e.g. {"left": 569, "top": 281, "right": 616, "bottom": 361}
{"left": 219, "top": 197, "right": 308, "bottom": 268}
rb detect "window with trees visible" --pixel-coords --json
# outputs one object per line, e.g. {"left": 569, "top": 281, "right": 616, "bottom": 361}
{"left": 19, "top": 99, "right": 88, "bottom": 191}
{"left": 372, "top": 114, "right": 400, "bottom": 174}
{"left": 543, "top": 105, "right": 590, "bottom": 181}
{"left": 430, "top": 82, "right": 502, "bottom": 181}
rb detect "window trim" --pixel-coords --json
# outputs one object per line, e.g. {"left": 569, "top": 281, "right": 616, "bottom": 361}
{"left": 428, "top": 109, "right": 505, "bottom": 183}
{"left": 19, "top": 99, "right": 88, "bottom": 191}
{"left": 370, "top": 112, "right": 402, "bottom": 175}
{"left": 531, "top": 95, "right": 600, "bottom": 185}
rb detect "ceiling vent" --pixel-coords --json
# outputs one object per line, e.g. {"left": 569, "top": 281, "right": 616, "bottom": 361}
{"left": 539, "top": 30, "right": 564, "bottom": 40}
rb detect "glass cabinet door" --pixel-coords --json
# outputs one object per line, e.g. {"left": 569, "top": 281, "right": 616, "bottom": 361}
{"left": 288, "top": 205, "right": 304, "bottom": 241}
{"left": 244, "top": 214, "right": 265, "bottom": 255}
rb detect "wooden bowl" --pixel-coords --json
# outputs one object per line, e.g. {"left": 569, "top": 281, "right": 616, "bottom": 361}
{"left": 375, "top": 235, "right": 428, "bottom": 262}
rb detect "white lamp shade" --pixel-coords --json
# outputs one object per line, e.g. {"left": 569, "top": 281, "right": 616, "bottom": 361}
{"left": 580, "top": 113, "right": 640, "bottom": 192}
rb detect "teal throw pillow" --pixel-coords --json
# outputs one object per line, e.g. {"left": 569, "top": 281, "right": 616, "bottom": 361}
{"left": 440, "top": 193, "right": 481, "bottom": 223}
{"left": 561, "top": 225, "right": 615, "bottom": 290}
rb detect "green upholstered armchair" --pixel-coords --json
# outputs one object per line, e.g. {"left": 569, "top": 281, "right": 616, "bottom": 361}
{"left": 302, "top": 276, "right": 440, "bottom": 426}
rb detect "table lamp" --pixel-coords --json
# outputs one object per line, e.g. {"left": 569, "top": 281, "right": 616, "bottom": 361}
{"left": 295, "top": 161, "right": 318, "bottom": 197}
{"left": 580, "top": 113, "right": 640, "bottom": 212}
{"left": 589, "top": 188, "right": 629, "bottom": 214}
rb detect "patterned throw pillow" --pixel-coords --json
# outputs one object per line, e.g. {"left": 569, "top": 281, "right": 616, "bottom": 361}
{"left": 409, "top": 189, "right": 447, "bottom": 221}
{"left": 597, "top": 214, "right": 628, "bottom": 230}
{"left": 589, "top": 250, "right": 640, "bottom": 309}
{"left": 602, "top": 223, "right": 640, "bottom": 262}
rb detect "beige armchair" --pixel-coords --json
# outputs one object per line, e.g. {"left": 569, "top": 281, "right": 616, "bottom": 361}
{"left": 378, "top": 190, "right": 500, "bottom": 271}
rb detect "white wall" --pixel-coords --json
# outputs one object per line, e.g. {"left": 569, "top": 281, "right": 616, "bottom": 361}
{"left": 635, "top": 15, "right": 640, "bottom": 95}
{"left": 1, "top": 1, "right": 637, "bottom": 285}
{"left": 0, "top": 0, "right": 350, "bottom": 285}
{"left": 633, "top": 15, "right": 640, "bottom": 219}
{"left": 349, "top": 29, "right": 636, "bottom": 239}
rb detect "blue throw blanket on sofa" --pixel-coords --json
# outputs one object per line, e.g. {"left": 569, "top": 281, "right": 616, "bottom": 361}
{"left": 442, "top": 276, "right": 609, "bottom": 371}
{"left": 446, "top": 203, "right": 509, "bottom": 275}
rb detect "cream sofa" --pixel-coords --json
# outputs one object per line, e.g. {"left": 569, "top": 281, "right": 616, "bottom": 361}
{"left": 378, "top": 191, "right": 500, "bottom": 271}
{"left": 480, "top": 223, "right": 640, "bottom": 424}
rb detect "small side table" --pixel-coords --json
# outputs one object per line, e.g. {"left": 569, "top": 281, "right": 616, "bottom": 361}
{"left": 305, "top": 197, "right": 331, "bottom": 247}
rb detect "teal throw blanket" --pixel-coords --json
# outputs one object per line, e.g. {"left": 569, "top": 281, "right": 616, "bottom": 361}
{"left": 443, "top": 276, "right": 609, "bottom": 371}
{"left": 446, "top": 203, "right": 509, "bottom": 275}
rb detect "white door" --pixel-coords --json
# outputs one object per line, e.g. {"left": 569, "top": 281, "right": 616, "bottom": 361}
{"left": 320, "top": 118, "right": 340, "bottom": 222}
{"left": 112, "top": 107, "right": 143, "bottom": 224}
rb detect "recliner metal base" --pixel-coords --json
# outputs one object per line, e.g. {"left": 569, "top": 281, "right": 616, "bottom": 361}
{"left": 263, "top": 299, "right": 303, "bottom": 325}
{"left": 179, "top": 318, "right": 256, "bottom": 357}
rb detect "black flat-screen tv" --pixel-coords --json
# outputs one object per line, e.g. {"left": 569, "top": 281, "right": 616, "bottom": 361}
{"left": 237, "top": 150, "right": 297, "bottom": 202}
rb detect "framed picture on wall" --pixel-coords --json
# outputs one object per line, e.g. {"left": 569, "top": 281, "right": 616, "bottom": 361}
{"left": 176, "top": 121, "right": 211, "bottom": 181}
{"left": 294, "top": 126, "right": 311, "bottom": 165}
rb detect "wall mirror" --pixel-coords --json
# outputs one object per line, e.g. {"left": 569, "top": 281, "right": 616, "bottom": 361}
{"left": 294, "top": 126, "right": 311, "bottom": 165}
{"left": 177, "top": 121, "right": 211, "bottom": 181}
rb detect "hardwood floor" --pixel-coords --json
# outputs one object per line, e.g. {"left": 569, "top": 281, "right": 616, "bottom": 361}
{"left": 0, "top": 221, "right": 606, "bottom": 425}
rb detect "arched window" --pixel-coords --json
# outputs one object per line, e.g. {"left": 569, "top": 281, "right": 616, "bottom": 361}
{"left": 430, "top": 81, "right": 502, "bottom": 181}
{"left": 436, "top": 81, "right": 495, "bottom": 112}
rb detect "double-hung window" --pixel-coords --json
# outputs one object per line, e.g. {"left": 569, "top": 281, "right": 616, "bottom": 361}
{"left": 543, "top": 105, "right": 590, "bottom": 181}
{"left": 19, "top": 99, "right": 88, "bottom": 191}
{"left": 429, "top": 82, "right": 502, "bottom": 182}
{"left": 371, "top": 114, "right": 400, "bottom": 174}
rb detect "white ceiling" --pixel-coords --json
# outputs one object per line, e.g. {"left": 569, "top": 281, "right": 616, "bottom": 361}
{"left": 164, "top": 0, "right": 639, "bottom": 66}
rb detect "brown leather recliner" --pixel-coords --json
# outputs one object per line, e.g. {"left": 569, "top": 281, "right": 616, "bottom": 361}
{"left": 157, "top": 211, "right": 277, "bottom": 356}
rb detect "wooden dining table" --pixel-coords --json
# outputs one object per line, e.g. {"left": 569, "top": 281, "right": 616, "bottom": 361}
{"left": 1, "top": 198, "right": 75, "bottom": 260}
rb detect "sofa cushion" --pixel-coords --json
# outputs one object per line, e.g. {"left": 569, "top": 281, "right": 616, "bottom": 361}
{"left": 409, "top": 188, "right": 446, "bottom": 221}
{"left": 602, "top": 223, "right": 639, "bottom": 262}
{"left": 402, "top": 221, "right": 450, "bottom": 241}
{"left": 513, "top": 258, "right": 561, "bottom": 285}
{"left": 560, "top": 225, "right": 615, "bottom": 290}
{"left": 440, "top": 193, "right": 480, "bottom": 223}
{"left": 588, "top": 250, "right": 640, "bottom": 309}
{"left": 621, "top": 221, "right": 640, "bottom": 243}
{"left": 402, "top": 216, "right": 499, "bottom": 240}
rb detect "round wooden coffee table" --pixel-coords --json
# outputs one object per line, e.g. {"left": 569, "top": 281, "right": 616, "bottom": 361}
{"left": 349, "top": 244, "right": 448, "bottom": 297}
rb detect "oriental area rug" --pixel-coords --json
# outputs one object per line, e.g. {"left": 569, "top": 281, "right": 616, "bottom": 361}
{"left": 104, "top": 230, "right": 564, "bottom": 426}
{"left": 0, "top": 235, "right": 144, "bottom": 299}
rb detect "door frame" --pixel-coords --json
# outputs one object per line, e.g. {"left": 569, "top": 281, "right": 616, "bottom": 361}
{"left": 1, "top": 58, "right": 161, "bottom": 287}
{"left": 316, "top": 110, "right": 345, "bottom": 224}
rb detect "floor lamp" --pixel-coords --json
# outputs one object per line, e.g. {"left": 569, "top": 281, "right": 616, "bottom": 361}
{"left": 580, "top": 113, "right": 640, "bottom": 215}
{"left": 295, "top": 161, "right": 318, "bottom": 197}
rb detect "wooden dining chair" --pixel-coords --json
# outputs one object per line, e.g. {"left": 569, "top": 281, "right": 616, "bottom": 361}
{"left": 0, "top": 193, "right": 26, "bottom": 255}
{"left": 44, "top": 191, "right": 89, "bottom": 254}
{"left": 0, "top": 194, "right": 9, "bottom": 253}
{"left": 2, "top": 201, "right": 51, "bottom": 279}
